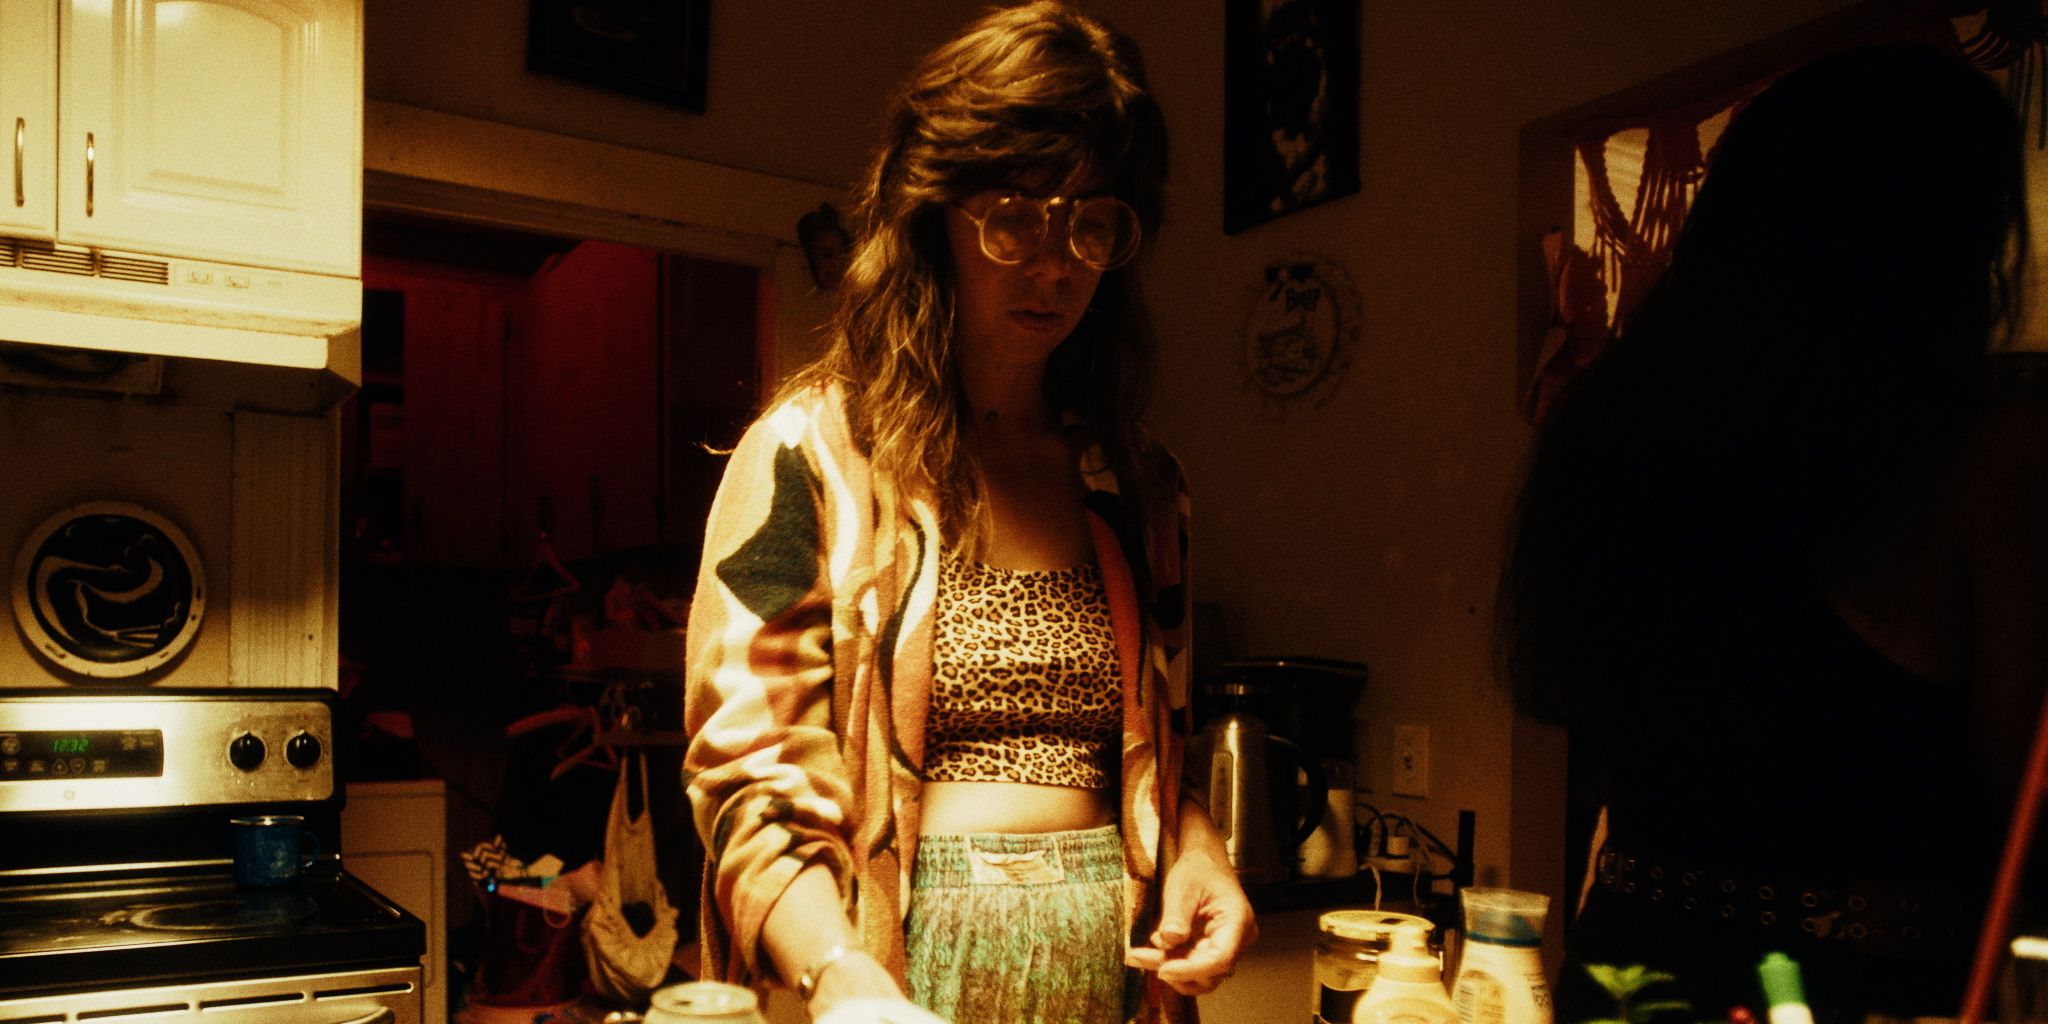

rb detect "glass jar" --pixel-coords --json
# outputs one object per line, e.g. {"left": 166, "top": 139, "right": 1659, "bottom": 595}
{"left": 1313, "top": 909, "right": 1434, "bottom": 1024}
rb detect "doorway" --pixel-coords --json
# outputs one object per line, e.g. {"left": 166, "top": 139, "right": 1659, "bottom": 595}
{"left": 336, "top": 206, "right": 767, "bottom": 1007}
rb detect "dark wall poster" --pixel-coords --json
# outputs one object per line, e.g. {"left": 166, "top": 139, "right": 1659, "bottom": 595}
{"left": 1223, "top": 0, "right": 1361, "bottom": 235}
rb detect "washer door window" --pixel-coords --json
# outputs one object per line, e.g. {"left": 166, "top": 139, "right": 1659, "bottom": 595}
{"left": 13, "top": 502, "right": 206, "bottom": 678}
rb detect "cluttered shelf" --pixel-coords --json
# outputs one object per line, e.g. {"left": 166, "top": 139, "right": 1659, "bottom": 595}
{"left": 1247, "top": 806, "right": 1476, "bottom": 924}
{"left": 1245, "top": 847, "right": 1467, "bottom": 930}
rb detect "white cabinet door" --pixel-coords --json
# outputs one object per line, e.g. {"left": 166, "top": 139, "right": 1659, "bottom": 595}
{"left": 0, "top": 0, "right": 57, "bottom": 238}
{"left": 58, "top": 0, "right": 360, "bottom": 276}
{"left": 342, "top": 780, "right": 447, "bottom": 1024}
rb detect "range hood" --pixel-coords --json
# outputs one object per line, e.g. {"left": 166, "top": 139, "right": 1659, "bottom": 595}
{"left": 0, "top": 236, "right": 359, "bottom": 370}
{"left": 0, "top": 237, "right": 361, "bottom": 412}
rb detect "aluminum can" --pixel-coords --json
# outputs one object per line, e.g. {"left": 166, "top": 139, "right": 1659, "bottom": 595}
{"left": 606, "top": 981, "right": 768, "bottom": 1024}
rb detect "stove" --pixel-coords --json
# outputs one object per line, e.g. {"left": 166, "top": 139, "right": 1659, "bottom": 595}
{"left": 0, "top": 689, "right": 424, "bottom": 1023}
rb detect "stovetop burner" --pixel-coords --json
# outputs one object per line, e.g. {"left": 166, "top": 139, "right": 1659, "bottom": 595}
{"left": 118, "top": 891, "right": 321, "bottom": 932}
{"left": 0, "top": 869, "right": 423, "bottom": 999}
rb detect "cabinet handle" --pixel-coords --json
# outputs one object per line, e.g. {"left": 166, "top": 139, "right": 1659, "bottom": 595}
{"left": 84, "top": 132, "right": 94, "bottom": 217}
{"left": 12, "top": 119, "right": 21, "bottom": 208}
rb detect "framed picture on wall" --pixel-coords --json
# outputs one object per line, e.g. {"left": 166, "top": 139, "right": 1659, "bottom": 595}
{"left": 1223, "top": 0, "right": 1360, "bottom": 235}
{"left": 527, "top": 0, "right": 710, "bottom": 112}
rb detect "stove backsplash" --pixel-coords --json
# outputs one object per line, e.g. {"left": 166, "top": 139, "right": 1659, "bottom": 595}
{"left": 0, "top": 386, "right": 336, "bottom": 689}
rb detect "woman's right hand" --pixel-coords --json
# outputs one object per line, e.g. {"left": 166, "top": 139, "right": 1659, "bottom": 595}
{"left": 762, "top": 867, "right": 937, "bottom": 1020}
{"left": 805, "top": 948, "right": 920, "bottom": 1017}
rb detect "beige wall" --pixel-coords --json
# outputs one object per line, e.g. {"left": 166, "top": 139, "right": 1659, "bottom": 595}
{"left": 367, "top": 1, "right": 983, "bottom": 192}
{"left": 366, "top": 0, "right": 1866, "bottom": 1015}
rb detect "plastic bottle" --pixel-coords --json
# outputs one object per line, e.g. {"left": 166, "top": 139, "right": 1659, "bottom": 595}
{"left": 1450, "top": 888, "right": 1553, "bottom": 1024}
{"left": 1352, "top": 921, "right": 1459, "bottom": 1024}
{"left": 1757, "top": 952, "right": 1814, "bottom": 1024}
{"left": 1313, "top": 909, "right": 1433, "bottom": 1024}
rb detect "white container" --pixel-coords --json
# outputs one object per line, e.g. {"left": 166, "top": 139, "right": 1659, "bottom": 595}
{"left": 1352, "top": 922, "right": 1458, "bottom": 1024}
{"left": 1450, "top": 888, "right": 1553, "bottom": 1024}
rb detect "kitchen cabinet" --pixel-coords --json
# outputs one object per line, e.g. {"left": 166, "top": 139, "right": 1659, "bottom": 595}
{"left": 342, "top": 779, "right": 448, "bottom": 1024}
{"left": 0, "top": 2, "right": 56, "bottom": 238}
{"left": 0, "top": 0, "right": 360, "bottom": 275}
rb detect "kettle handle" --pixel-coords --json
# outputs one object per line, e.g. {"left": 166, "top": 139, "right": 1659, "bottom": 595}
{"left": 1267, "top": 734, "right": 1328, "bottom": 848}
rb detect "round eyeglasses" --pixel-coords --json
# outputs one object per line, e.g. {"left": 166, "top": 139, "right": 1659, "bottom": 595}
{"left": 957, "top": 193, "right": 1143, "bottom": 271}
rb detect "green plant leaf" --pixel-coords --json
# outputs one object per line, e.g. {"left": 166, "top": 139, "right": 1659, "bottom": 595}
{"left": 1632, "top": 999, "right": 1694, "bottom": 1016}
{"left": 1582, "top": 963, "right": 1630, "bottom": 995}
{"left": 1583, "top": 963, "right": 1671, "bottom": 1000}
{"left": 1577, "top": 962, "right": 1698, "bottom": 1024}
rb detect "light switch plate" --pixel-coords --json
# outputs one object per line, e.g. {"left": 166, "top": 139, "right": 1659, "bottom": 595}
{"left": 1392, "top": 723, "right": 1430, "bottom": 798}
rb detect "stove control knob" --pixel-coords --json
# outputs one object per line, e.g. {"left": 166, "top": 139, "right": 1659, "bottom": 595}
{"left": 228, "top": 733, "right": 266, "bottom": 772}
{"left": 285, "top": 732, "right": 322, "bottom": 769}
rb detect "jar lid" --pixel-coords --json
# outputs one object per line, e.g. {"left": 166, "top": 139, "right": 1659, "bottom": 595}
{"left": 1318, "top": 909, "right": 1433, "bottom": 942}
{"left": 1460, "top": 887, "right": 1550, "bottom": 946}
{"left": 648, "top": 980, "right": 761, "bottom": 1017}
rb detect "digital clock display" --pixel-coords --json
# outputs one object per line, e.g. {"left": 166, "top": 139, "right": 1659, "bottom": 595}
{"left": 0, "top": 730, "right": 161, "bottom": 779}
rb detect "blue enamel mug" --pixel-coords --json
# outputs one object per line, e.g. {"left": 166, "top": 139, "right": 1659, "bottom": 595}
{"left": 230, "top": 814, "right": 321, "bottom": 886}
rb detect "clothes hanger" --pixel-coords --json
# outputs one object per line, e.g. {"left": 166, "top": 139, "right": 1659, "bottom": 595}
{"left": 504, "top": 702, "right": 618, "bottom": 778}
{"left": 512, "top": 531, "right": 581, "bottom": 605}
{"left": 548, "top": 704, "right": 619, "bottom": 780}
{"left": 504, "top": 703, "right": 585, "bottom": 738}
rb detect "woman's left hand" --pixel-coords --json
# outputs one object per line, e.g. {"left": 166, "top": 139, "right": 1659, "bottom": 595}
{"left": 1125, "top": 844, "right": 1258, "bottom": 995}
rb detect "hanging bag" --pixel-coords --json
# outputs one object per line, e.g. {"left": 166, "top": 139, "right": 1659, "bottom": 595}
{"left": 581, "top": 748, "right": 681, "bottom": 1002}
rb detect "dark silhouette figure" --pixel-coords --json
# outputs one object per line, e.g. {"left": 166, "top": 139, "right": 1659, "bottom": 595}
{"left": 1500, "top": 42, "right": 2045, "bottom": 1024}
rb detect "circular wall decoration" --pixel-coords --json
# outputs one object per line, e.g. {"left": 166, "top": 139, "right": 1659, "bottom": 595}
{"left": 1242, "top": 254, "right": 1362, "bottom": 408}
{"left": 12, "top": 501, "right": 206, "bottom": 679}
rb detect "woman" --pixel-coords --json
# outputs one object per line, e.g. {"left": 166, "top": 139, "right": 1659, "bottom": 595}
{"left": 682, "top": 5, "right": 1253, "bottom": 1023}
{"left": 1499, "top": 43, "right": 2045, "bottom": 1024}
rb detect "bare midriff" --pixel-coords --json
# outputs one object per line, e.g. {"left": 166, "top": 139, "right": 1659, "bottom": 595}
{"left": 920, "top": 780, "right": 1114, "bottom": 834}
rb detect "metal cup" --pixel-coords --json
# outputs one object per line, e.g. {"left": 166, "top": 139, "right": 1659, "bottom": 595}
{"left": 229, "top": 814, "right": 320, "bottom": 887}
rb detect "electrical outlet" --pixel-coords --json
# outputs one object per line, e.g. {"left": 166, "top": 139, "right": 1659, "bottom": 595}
{"left": 1392, "top": 724, "right": 1430, "bottom": 798}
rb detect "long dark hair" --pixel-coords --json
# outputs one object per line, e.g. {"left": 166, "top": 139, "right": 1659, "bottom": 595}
{"left": 783, "top": 1, "right": 1170, "bottom": 547}
{"left": 1499, "top": 42, "right": 2028, "bottom": 727}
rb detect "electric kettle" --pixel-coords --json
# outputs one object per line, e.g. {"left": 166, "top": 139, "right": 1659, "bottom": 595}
{"left": 1191, "top": 680, "right": 1328, "bottom": 884}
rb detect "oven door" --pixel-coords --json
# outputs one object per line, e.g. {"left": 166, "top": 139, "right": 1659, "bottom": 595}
{"left": 0, "top": 964, "right": 421, "bottom": 1024}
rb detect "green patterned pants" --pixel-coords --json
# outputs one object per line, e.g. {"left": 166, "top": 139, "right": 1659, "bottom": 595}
{"left": 906, "top": 825, "right": 1134, "bottom": 1024}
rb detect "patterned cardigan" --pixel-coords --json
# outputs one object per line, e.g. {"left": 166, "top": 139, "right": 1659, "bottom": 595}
{"left": 682, "top": 383, "right": 1196, "bottom": 1021}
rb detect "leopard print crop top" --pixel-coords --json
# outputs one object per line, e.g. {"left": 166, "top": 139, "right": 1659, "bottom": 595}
{"left": 922, "top": 554, "right": 1122, "bottom": 789}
